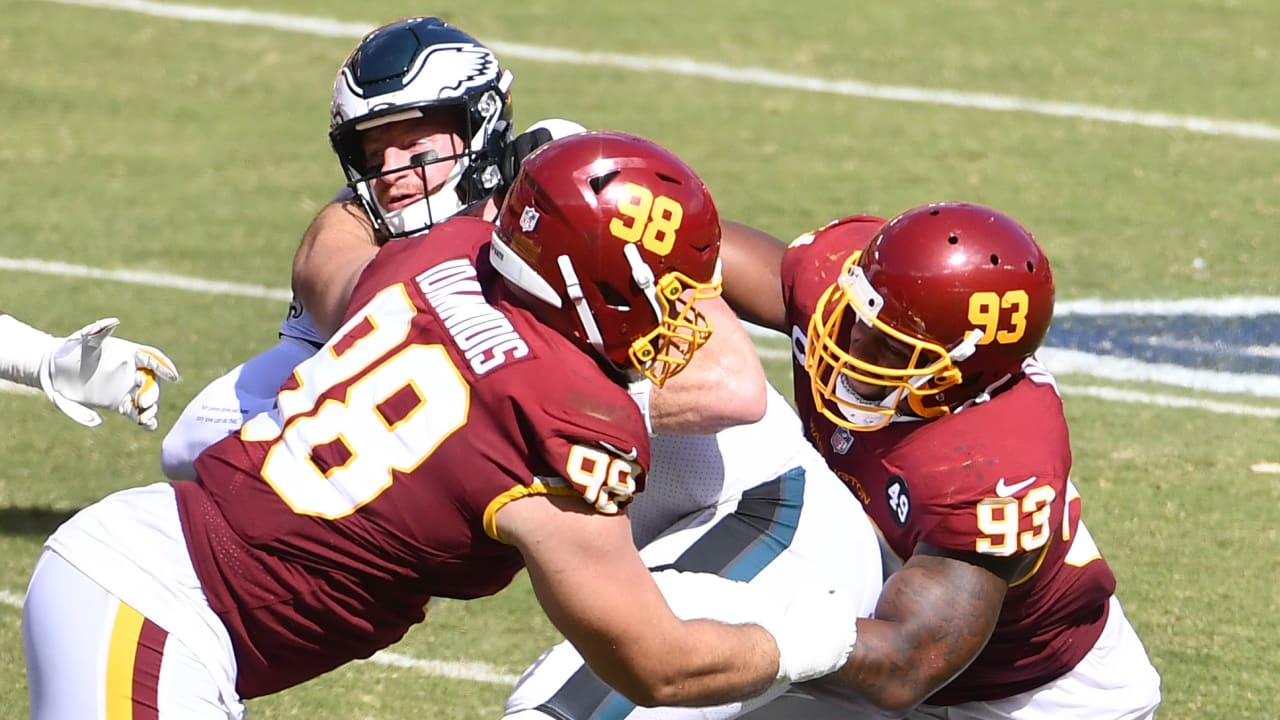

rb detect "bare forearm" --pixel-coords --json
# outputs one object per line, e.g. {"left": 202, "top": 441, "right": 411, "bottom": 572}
{"left": 648, "top": 296, "right": 766, "bottom": 433}
{"left": 719, "top": 220, "right": 787, "bottom": 333}
{"left": 833, "top": 558, "right": 1006, "bottom": 714}
{"left": 505, "top": 496, "right": 786, "bottom": 708}
{"left": 292, "top": 200, "right": 377, "bottom": 337}
{"left": 591, "top": 620, "right": 778, "bottom": 707}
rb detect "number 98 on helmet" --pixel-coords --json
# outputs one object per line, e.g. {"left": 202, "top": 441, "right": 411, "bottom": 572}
{"left": 490, "top": 131, "right": 723, "bottom": 387}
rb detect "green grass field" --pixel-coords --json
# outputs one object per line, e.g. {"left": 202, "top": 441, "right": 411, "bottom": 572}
{"left": 2, "top": 0, "right": 1278, "bottom": 718}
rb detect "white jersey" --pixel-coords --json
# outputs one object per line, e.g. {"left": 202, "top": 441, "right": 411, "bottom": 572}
{"left": 630, "top": 384, "right": 822, "bottom": 547}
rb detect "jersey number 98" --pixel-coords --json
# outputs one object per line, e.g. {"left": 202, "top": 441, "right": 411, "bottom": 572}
{"left": 242, "top": 285, "right": 470, "bottom": 519}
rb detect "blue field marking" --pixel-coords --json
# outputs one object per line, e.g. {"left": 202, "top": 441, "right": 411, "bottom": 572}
{"left": 2, "top": 255, "right": 1278, "bottom": 413}
{"left": 748, "top": 297, "right": 1280, "bottom": 411}
{"left": 1048, "top": 313, "right": 1280, "bottom": 375}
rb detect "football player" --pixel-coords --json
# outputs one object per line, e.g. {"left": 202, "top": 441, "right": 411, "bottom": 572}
{"left": 155, "top": 17, "right": 884, "bottom": 720}
{"left": 721, "top": 203, "right": 1162, "bottom": 719}
{"left": 23, "top": 131, "right": 861, "bottom": 719}
{"left": 157, "top": 17, "right": 763, "bottom": 477}
{"left": 158, "top": 16, "right": 594, "bottom": 475}
{"left": 0, "top": 311, "right": 178, "bottom": 429}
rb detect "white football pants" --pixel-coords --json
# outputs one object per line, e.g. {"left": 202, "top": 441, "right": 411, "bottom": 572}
{"left": 504, "top": 462, "right": 884, "bottom": 720}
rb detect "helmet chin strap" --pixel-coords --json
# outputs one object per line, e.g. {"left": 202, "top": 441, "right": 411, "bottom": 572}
{"left": 557, "top": 255, "right": 607, "bottom": 357}
{"left": 834, "top": 374, "right": 909, "bottom": 429}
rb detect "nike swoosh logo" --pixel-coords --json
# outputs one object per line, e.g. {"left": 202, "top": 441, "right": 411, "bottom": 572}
{"left": 598, "top": 441, "right": 639, "bottom": 463}
{"left": 995, "top": 476, "right": 1038, "bottom": 497}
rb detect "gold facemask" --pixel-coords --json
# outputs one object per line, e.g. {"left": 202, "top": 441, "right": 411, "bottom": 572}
{"left": 630, "top": 270, "right": 722, "bottom": 386}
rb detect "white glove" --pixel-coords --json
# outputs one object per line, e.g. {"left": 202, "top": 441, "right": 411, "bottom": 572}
{"left": 39, "top": 318, "right": 180, "bottom": 430}
{"left": 649, "top": 569, "right": 858, "bottom": 685}
{"left": 758, "top": 579, "right": 859, "bottom": 684}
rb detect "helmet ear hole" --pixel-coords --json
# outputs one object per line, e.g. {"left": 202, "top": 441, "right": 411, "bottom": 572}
{"left": 597, "top": 282, "right": 632, "bottom": 310}
{"left": 589, "top": 171, "right": 621, "bottom": 194}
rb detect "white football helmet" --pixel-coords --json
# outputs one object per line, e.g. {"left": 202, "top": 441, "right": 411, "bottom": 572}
{"left": 329, "top": 17, "right": 514, "bottom": 238}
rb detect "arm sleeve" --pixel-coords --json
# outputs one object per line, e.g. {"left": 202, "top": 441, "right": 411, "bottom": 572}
{"left": 159, "top": 336, "right": 317, "bottom": 479}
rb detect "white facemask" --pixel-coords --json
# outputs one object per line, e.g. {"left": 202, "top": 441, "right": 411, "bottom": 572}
{"left": 366, "top": 157, "right": 467, "bottom": 237}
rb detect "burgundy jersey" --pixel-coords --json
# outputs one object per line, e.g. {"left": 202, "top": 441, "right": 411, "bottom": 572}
{"left": 781, "top": 216, "right": 1118, "bottom": 704}
{"left": 177, "top": 216, "right": 650, "bottom": 698}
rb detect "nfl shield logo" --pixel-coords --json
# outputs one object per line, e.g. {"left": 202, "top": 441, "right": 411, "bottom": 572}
{"left": 519, "top": 206, "right": 540, "bottom": 232}
{"left": 830, "top": 427, "right": 853, "bottom": 455}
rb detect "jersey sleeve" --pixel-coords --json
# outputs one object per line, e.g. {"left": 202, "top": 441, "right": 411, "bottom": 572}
{"left": 924, "top": 482, "right": 1063, "bottom": 558}
{"left": 477, "top": 351, "right": 652, "bottom": 542}
{"left": 526, "top": 376, "right": 650, "bottom": 515}
{"left": 278, "top": 298, "right": 328, "bottom": 349}
{"left": 160, "top": 337, "right": 317, "bottom": 480}
{"left": 780, "top": 215, "right": 885, "bottom": 330}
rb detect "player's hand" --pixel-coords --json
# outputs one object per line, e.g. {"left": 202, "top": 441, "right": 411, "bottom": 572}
{"left": 39, "top": 318, "right": 181, "bottom": 431}
{"left": 765, "top": 579, "right": 859, "bottom": 684}
{"left": 497, "top": 119, "right": 588, "bottom": 195}
{"left": 649, "top": 569, "right": 858, "bottom": 684}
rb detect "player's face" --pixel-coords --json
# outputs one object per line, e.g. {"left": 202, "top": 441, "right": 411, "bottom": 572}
{"left": 361, "top": 115, "right": 465, "bottom": 211}
{"left": 841, "top": 319, "right": 916, "bottom": 401}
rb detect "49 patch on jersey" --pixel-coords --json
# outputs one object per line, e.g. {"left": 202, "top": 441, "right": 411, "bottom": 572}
{"left": 885, "top": 475, "right": 910, "bottom": 526}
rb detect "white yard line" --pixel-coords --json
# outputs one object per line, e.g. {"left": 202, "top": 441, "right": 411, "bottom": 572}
{"left": 0, "top": 380, "right": 39, "bottom": 396}
{"left": 366, "top": 649, "right": 521, "bottom": 685}
{"left": 1056, "top": 297, "right": 1280, "bottom": 317}
{"left": 41, "top": 0, "right": 1280, "bottom": 143}
{"left": 1036, "top": 348, "right": 1280, "bottom": 399}
{"left": 4, "top": 255, "right": 1279, "bottom": 414}
{"left": 1059, "top": 385, "right": 1280, "bottom": 419}
{"left": 0, "top": 589, "right": 25, "bottom": 610}
{"left": 0, "top": 258, "right": 291, "bottom": 302}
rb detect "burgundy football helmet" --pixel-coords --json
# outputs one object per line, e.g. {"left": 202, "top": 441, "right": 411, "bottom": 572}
{"left": 490, "top": 131, "right": 722, "bottom": 386}
{"left": 806, "top": 202, "right": 1055, "bottom": 430}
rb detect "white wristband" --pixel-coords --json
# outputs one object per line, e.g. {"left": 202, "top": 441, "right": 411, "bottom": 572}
{"left": 752, "top": 587, "right": 859, "bottom": 685}
{"left": 0, "top": 315, "right": 58, "bottom": 389}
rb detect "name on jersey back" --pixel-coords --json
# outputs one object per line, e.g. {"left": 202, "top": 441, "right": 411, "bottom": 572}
{"left": 416, "top": 259, "right": 530, "bottom": 375}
